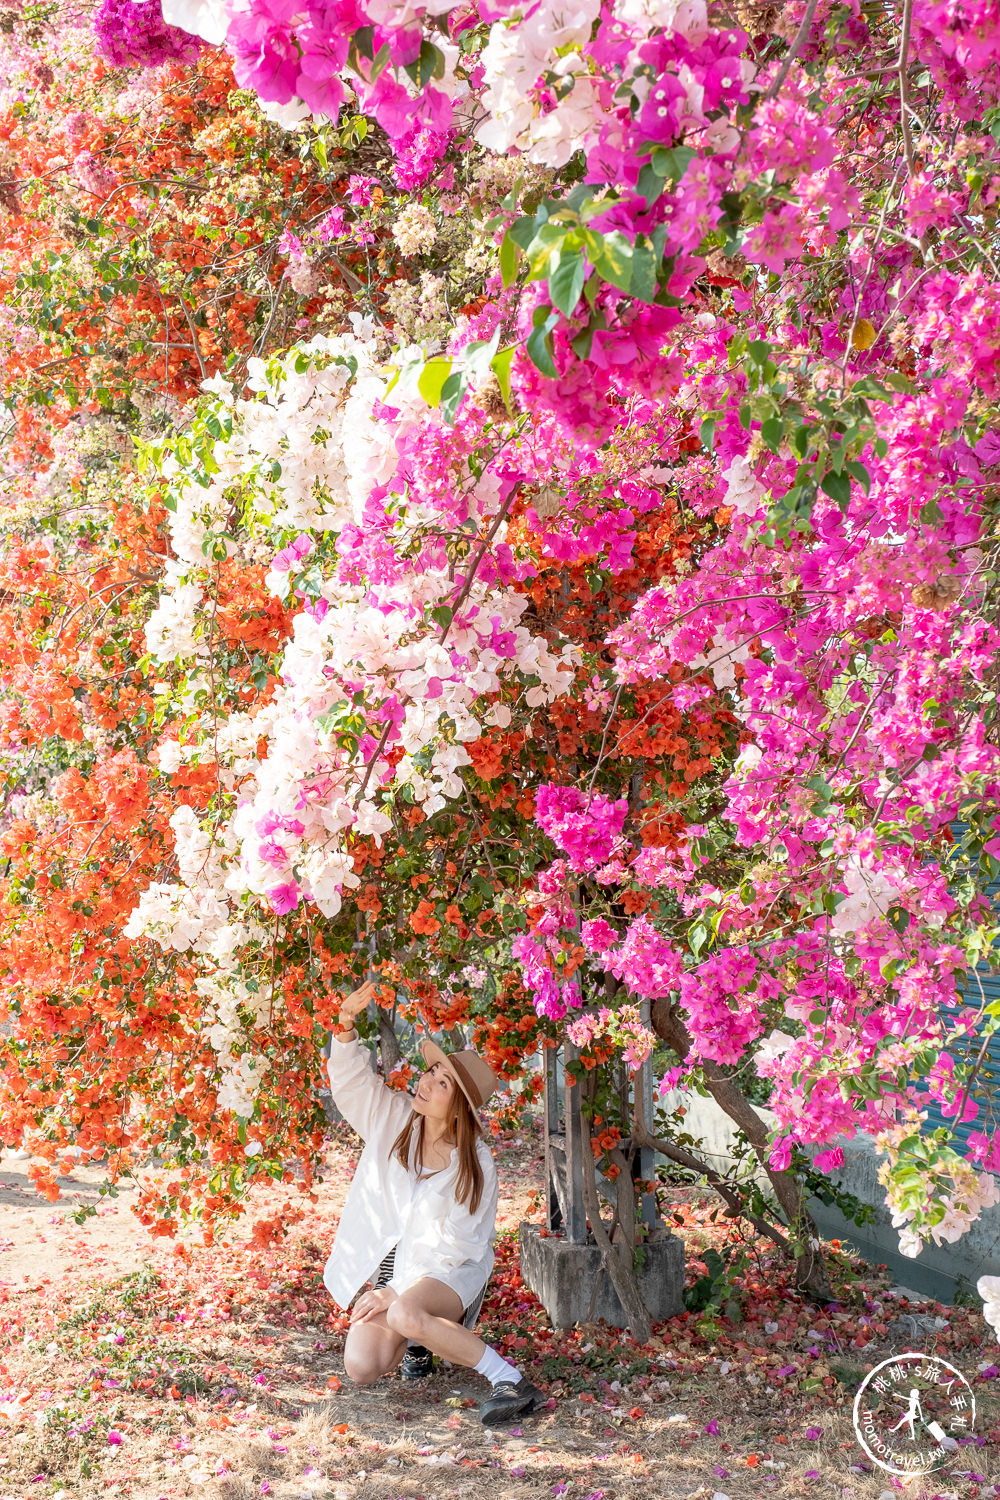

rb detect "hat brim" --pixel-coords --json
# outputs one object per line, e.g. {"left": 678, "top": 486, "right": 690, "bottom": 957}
{"left": 420, "top": 1038, "right": 484, "bottom": 1113}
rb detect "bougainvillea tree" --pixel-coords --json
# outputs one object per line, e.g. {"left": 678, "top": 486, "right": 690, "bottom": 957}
{"left": 2, "top": 0, "right": 1000, "bottom": 1338}
{"left": 0, "top": 2, "right": 397, "bottom": 1241}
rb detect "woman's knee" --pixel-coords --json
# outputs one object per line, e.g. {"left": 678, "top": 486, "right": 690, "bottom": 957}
{"left": 343, "top": 1348, "right": 392, "bottom": 1386}
{"left": 385, "top": 1298, "right": 427, "bottom": 1342}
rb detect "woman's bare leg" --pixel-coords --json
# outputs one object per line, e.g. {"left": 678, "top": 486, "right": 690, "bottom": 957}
{"left": 385, "top": 1277, "right": 488, "bottom": 1368}
{"left": 342, "top": 1309, "right": 407, "bottom": 1386}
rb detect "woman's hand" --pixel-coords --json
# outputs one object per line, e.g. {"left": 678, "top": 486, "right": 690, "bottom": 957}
{"left": 338, "top": 978, "right": 379, "bottom": 1028}
{"left": 350, "top": 1285, "right": 398, "bottom": 1324}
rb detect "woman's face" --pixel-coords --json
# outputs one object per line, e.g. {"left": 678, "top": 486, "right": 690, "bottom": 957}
{"left": 412, "top": 1060, "right": 456, "bottom": 1122}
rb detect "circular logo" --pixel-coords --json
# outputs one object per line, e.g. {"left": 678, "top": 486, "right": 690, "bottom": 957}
{"left": 853, "top": 1353, "right": 975, "bottom": 1476}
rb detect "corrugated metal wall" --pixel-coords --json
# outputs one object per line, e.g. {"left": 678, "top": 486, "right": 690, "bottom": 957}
{"left": 920, "top": 837, "right": 1000, "bottom": 1146}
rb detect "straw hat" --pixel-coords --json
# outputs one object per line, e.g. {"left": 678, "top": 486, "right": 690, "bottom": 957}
{"left": 419, "top": 1038, "right": 498, "bottom": 1111}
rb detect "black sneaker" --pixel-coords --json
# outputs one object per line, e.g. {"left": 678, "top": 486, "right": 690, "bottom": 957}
{"left": 479, "top": 1375, "right": 545, "bottom": 1427}
{"left": 400, "top": 1343, "right": 435, "bottom": 1380}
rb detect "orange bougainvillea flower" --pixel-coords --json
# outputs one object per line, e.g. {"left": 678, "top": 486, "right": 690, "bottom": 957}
{"left": 409, "top": 898, "right": 441, "bottom": 935}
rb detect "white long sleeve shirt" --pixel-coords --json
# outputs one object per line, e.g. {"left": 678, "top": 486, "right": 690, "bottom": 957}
{"left": 322, "top": 1032, "right": 499, "bottom": 1311}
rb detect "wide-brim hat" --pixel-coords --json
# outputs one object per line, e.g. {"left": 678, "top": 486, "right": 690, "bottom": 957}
{"left": 420, "top": 1038, "right": 498, "bottom": 1111}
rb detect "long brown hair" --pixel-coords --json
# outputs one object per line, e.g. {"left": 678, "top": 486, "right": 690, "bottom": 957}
{"left": 390, "top": 1079, "right": 486, "bottom": 1215}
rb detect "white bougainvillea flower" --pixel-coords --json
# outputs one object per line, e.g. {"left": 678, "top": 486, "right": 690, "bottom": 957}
{"left": 161, "top": 0, "right": 232, "bottom": 45}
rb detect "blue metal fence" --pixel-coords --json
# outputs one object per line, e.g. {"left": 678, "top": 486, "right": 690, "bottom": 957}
{"left": 920, "top": 852, "right": 1000, "bottom": 1146}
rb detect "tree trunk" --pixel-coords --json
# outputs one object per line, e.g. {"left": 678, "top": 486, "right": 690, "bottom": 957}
{"left": 651, "top": 997, "right": 834, "bottom": 1302}
{"left": 377, "top": 1008, "right": 402, "bottom": 1076}
{"left": 578, "top": 1073, "right": 652, "bottom": 1342}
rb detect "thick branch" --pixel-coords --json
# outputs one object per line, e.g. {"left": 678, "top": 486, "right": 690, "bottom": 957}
{"left": 632, "top": 1076, "right": 792, "bottom": 1256}
{"left": 651, "top": 997, "right": 833, "bottom": 1298}
{"left": 377, "top": 1009, "right": 402, "bottom": 1075}
{"left": 896, "top": 0, "right": 916, "bottom": 174}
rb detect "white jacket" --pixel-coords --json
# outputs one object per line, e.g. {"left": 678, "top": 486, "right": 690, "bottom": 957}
{"left": 322, "top": 1033, "right": 499, "bottom": 1310}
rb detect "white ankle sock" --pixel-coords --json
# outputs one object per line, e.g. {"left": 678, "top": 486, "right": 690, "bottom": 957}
{"left": 474, "top": 1345, "right": 521, "bottom": 1387}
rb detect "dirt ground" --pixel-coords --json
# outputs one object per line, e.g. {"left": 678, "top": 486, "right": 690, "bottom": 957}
{"left": 0, "top": 1151, "right": 162, "bottom": 1282}
{"left": 0, "top": 1132, "right": 997, "bottom": 1500}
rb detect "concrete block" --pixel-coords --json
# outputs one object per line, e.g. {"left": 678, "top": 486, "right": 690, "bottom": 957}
{"left": 519, "top": 1221, "right": 685, "bottom": 1331}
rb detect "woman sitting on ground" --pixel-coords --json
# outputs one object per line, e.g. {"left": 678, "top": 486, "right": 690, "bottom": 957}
{"left": 322, "top": 979, "right": 546, "bottom": 1428}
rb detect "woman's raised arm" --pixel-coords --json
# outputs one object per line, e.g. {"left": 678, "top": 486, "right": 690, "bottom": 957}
{"left": 327, "top": 981, "right": 412, "bottom": 1143}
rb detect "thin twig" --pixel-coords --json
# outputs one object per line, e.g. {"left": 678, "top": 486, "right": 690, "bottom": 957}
{"left": 439, "top": 492, "right": 518, "bottom": 645}
{"left": 763, "top": 0, "right": 821, "bottom": 102}
{"left": 897, "top": 0, "right": 916, "bottom": 174}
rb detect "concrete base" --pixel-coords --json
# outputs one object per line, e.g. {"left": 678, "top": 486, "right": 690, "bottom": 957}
{"left": 519, "top": 1220, "right": 685, "bottom": 1331}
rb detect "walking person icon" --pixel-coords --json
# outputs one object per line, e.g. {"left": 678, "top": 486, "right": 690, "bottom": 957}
{"left": 887, "top": 1388, "right": 924, "bottom": 1441}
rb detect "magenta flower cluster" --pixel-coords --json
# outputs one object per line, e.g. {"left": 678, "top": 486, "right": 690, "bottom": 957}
{"left": 535, "top": 785, "right": 628, "bottom": 874}
{"left": 93, "top": 0, "right": 202, "bottom": 68}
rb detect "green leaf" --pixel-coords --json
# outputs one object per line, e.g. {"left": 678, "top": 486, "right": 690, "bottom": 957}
{"left": 636, "top": 161, "right": 667, "bottom": 207}
{"left": 439, "top": 371, "right": 467, "bottom": 425}
{"left": 688, "top": 920, "right": 709, "bottom": 959}
{"left": 312, "top": 135, "right": 328, "bottom": 171}
{"left": 700, "top": 416, "right": 716, "bottom": 451}
{"left": 340, "top": 113, "right": 370, "bottom": 145}
{"left": 571, "top": 321, "right": 596, "bottom": 360}
{"left": 462, "top": 329, "right": 501, "bottom": 385}
{"left": 760, "top": 416, "right": 783, "bottom": 452}
{"left": 526, "top": 309, "right": 559, "bottom": 378}
{"left": 844, "top": 459, "right": 871, "bottom": 495}
{"left": 508, "top": 214, "right": 538, "bottom": 251}
{"left": 499, "top": 232, "right": 521, "bottom": 289}
{"left": 820, "top": 470, "right": 851, "bottom": 509}
{"left": 490, "top": 346, "right": 515, "bottom": 412}
{"left": 526, "top": 326, "right": 557, "bottom": 377}
{"left": 368, "top": 42, "right": 392, "bottom": 83}
{"left": 881, "top": 370, "right": 916, "bottom": 394}
{"left": 351, "top": 25, "right": 374, "bottom": 60}
{"left": 805, "top": 773, "right": 833, "bottom": 810}
{"left": 919, "top": 498, "right": 943, "bottom": 525}
{"left": 431, "top": 605, "right": 454, "bottom": 631}
{"left": 549, "top": 249, "right": 586, "bottom": 315}
{"left": 583, "top": 229, "right": 633, "bottom": 292}
{"left": 630, "top": 244, "right": 657, "bottom": 304}
{"left": 403, "top": 39, "right": 445, "bottom": 87}
{"left": 648, "top": 144, "right": 696, "bottom": 182}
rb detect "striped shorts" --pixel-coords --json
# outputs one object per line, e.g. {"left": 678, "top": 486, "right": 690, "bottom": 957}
{"left": 372, "top": 1244, "right": 487, "bottom": 1331}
